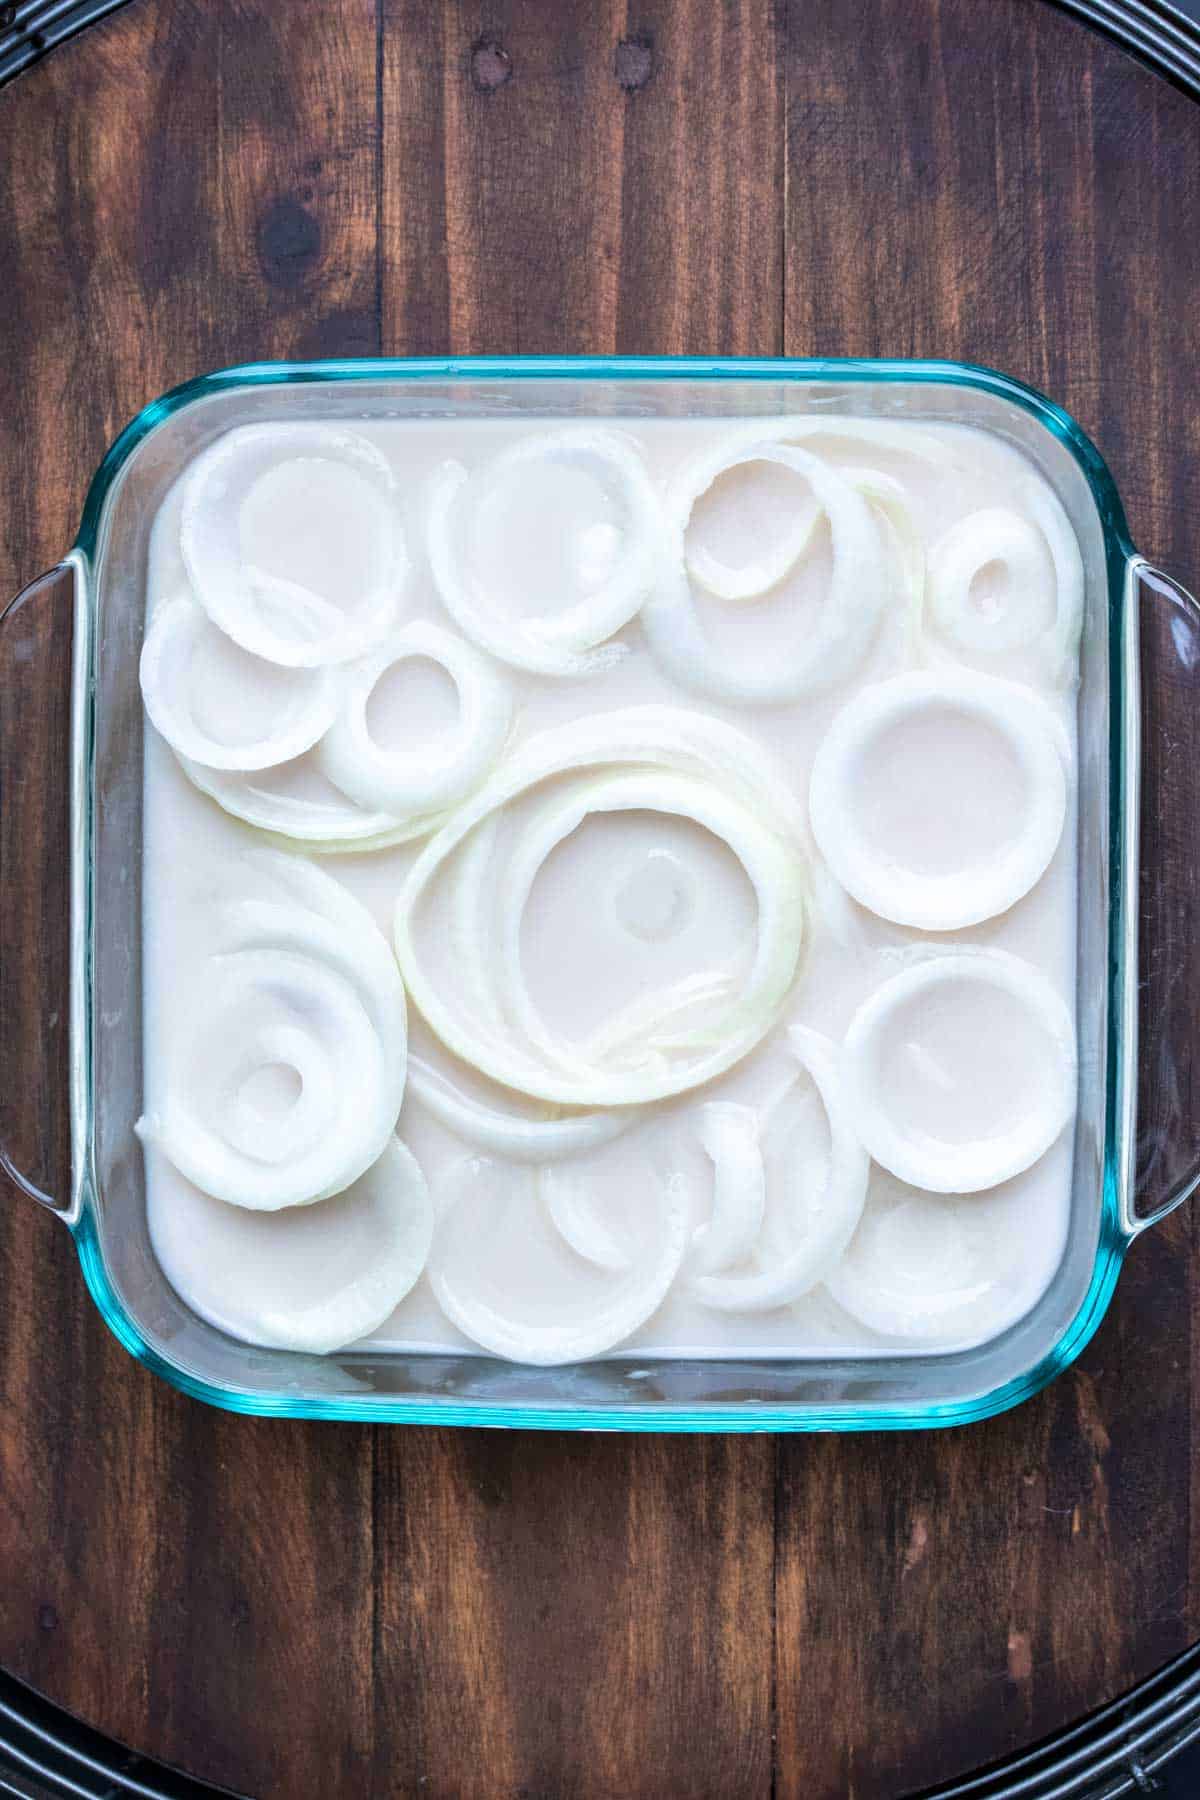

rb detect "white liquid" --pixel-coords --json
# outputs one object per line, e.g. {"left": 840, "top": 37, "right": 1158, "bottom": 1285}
{"left": 142, "top": 416, "right": 1078, "bottom": 1360}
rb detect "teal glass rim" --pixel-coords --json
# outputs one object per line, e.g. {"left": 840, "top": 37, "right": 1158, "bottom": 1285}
{"left": 61, "top": 354, "right": 1141, "bottom": 1431}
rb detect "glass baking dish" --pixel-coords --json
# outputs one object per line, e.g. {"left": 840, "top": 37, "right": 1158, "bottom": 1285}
{"left": 1, "top": 354, "right": 1196, "bottom": 1432}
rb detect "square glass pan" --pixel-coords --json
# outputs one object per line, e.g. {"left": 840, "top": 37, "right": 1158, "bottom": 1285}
{"left": 5, "top": 354, "right": 1193, "bottom": 1432}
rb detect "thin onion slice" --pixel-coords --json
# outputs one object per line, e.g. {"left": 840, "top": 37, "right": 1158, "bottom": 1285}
{"left": 641, "top": 444, "right": 887, "bottom": 705}
{"left": 181, "top": 424, "right": 407, "bottom": 668}
{"left": 405, "top": 1054, "right": 634, "bottom": 1162}
{"left": 426, "top": 428, "right": 664, "bottom": 675}
{"left": 149, "top": 1137, "right": 433, "bottom": 1355}
{"left": 428, "top": 1154, "right": 687, "bottom": 1363}
{"left": 137, "top": 858, "right": 407, "bottom": 1210}
{"left": 842, "top": 949, "right": 1076, "bottom": 1193}
{"left": 140, "top": 596, "right": 337, "bottom": 771}
{"left": 809, "top": 670, "right": 1067, "bottom": 929}
{"left": 316, "top": 621, "right": 512, "bottom": 816}
{"left": 540, "top": 1167, "right": 633, "bottom": 1272}
{"left": 689, "top": 1026, "right": 869, "bottom": 1313}
{"left": 689, "top": 1103, "right": 765, "bottom": 1275}
{"left": 179, "top": 754, "right": 448, "bottom": 853}
{"left": 673, "top": 417, "right": 943, "bottom": 603}
{"left": 394, "top": 708, "right": 808, "bottom": 1106}
{"left": 926, "top": 482, "right": 1084, "bottom": 684}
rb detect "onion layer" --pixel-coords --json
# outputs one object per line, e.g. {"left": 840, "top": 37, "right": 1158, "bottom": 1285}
{"left": 428, "top": 1154, "right": 686, "bottom": 1363}
{"left": 689, "top": 1026, "right": 869, "bottom": 1312}
{"left": 426, "top": 428, "right": 664, "bottom": 675}
{"left": 149, "top": 1137, "right": 433, "bottom": 1354}
{"left": 689, "top": 1103, "right": 766, "bottom": 1275}
{"left": 181, "top": 425, "right": 407, "bottom": 668}
{"left": 809, "top": 670, "right": 1067, "bottom": 929}
{"left": 394, "top": 707, "right": 808, "bottom": 1106}
{"left": 843, "top": 949, "right": 1076, "bottom": 1193}
{"left": 180, "top": 755, "right": 448, "bottom": 853}
{"left": 317, "top": 621, "right": 512, "bottom": 816}
{"left": 641, "top": 444, "right": 887, "bottom": 705}
{"left": 404, "top": 1054, "right": 634, "bottom": 1162}
{"left": 140, "top": 596, "right": 337, "bottom": 771}
{"left": 138, "top": 853, "right": 407, "bottom": 1209}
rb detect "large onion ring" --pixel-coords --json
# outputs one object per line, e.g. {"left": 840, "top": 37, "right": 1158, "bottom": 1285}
{"left": 181, "top": 424, "right": 407, "bottom": 668}
{"left": 809, "top": 670, "right": 1067, "bottom": 929}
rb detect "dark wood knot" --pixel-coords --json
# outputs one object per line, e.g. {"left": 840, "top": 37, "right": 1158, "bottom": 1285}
{"left": 614, "top": 34, "right": 654, "bottom": 91}
{"left": 256, "top": 196, "right": 321, "bottom": 288}
{"left": 471, "top": 36, "right": 512, "bottom": 93}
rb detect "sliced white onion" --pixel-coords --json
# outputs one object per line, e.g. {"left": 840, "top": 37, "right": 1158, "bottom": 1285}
{"left": 842, "top": 949, "right": 1076, "bottom": 1193}
{"left": 809, "top": 670, "right": 1067, "bottom": 930}
{"left": 138, "top": 860, "right": 407, "bottom": 1210}
{"left": 540, "top": 1167, "right": 633, "bottom": 1272}
{"left": 149, "top": 1137, "right": 433, "bottom": 1355}
{"left": 179, "top": 754, "right": 447, "bottom": 853}
{"left": 641, "top": 444, "right": 887, "bottom": 705}
{"left": 689, "top": 1103, "right": 765, "bottom": 1274}
{"left": 316, "top": 621, "right": 512, "bottom": 816}
{"left": 428, "top": 1155, "right": 687, "bottom": 1363}
{"left": 405, "top": 1054, "right": 634, "bottom": 1162}
{"left": 181, "top": 424, "right": 406, "bottom": 668}
{"left": 689, "top": 1026, "right": 868, "bottom": 1313}
{"left": 394, "top": 708, "right": 808, "bottom": 1106}
{"left": 140, "top": 596, "right": 337, "bottom": 771}
{"left": 672, "top": 421, "right": 940, "bottom": 605}
{"left": 426, "top": 428, "right": 663, "bottom": 675}
{"left": 825, "top": 1178, "right": 1014, "bottom": 1344}
{"left": 927, "top": 483, "right": 1084, "bottom": 684}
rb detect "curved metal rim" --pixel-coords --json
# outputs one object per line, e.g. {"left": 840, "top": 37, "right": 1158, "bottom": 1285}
{"left": 0, "top": 0, "right": 1199, "bottom": 1796}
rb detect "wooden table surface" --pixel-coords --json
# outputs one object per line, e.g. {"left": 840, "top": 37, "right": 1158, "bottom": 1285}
{"left": 2, "top": 3, "right": 1200, "bottom": 1796}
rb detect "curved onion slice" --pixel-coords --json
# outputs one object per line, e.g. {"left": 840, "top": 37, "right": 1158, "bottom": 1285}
{"left": 690, "top": 1026, "right": 869, "bottom": 1313}
{"left": 426, "top": 428, "right": 663, "bottom": 675}
{"left": 843, "top": 949, "right": 1076, "bottom": 1193}
{"left": 809, "top": 670, "right": 1067, "bottom": 930}
{"left": 689, "top": 1103, "right": 765, "bottom": 1275}
{"left": 316, "top": 621, "right": 512, "bottom": 816}
{"left": 181, "top": 424, "right": 406, "bottom": 668}
{"left": 927, "top": 483, "right": 1084, "bottom": 683}
{"left": 149, "top": 1138, "right": 433, "bottom": 1354}
{"left": 140, "top": 595, "right": 337, "bottom": 772}
{"left": 540, "top": 1167, "right": 633, "bottom": 1272}
{"left": 428, "top": 1154, "right": 687, "bottom": 1363}
{"left": 673, "top": 418, "right": 942, "bottom": 603}
{"left": 179, "top": 755, "right": 448, "bottom": 852}
{"left": 825, "top": 1178, "right": 1020, "bottom": 1344}
{"left": 405, "top": 1054, "right": 634, "bottom": 1162}
{"left": 394, "top": 709, "right": 807, "bottom": 1106}
{"left": 138, "top": 861, "right": 407, "bottom": 1209}
{"left": 641, "top": 444, "right": 887, "bottom": 705}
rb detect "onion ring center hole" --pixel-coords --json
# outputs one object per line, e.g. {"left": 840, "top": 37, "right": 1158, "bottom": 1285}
{"left": 611, "top": 849, "right": 694, "bottom": 943}
{"left": 686, "top": 456, "right": 817, "bottom": 581}
{"left": 868, "top": 977, "right": 1048, "bottom": 1146}
{"left": 239, "top": 458, "right": 389, "bottom": 612}
{"left": 967, "top": 557, "right": 1011, "bottom": 623}
{"left": 467, "top": 462, "right": 623, "bottom": 621}
{"left": 365, "top": 654, "right": 460, "bottom": 755}
{"left": 239, "top": 1059, "right": 304, "bottom": 1122}
{"left": 853, "top": 701, "right": 1030, "bottom": 876}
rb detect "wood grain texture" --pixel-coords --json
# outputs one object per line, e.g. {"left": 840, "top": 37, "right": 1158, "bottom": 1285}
{"left": 0, "top": 2, "right": 1199, "bottom": 1797}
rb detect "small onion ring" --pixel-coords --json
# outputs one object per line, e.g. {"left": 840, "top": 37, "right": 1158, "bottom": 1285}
{"left": 689, "top": 1026, "right": 869, "bottom": 1313}
{"left": 842, "top": 949, "right": 1076, "bottom": 1193}
{"left": 641, "top": 444, "right": 887, "bottom": 705}
{"left": 140, "top": 596, "right": 337, "bottom": 772}
{"left": 808, "top": 670, "right": 1067, "bottom": 930}
{"left": 428, "top": 1155, "right": 687, "bottom": 1363}
{"left": 148, "top": 1137, "right": 433, "bottom": 1355}
{"left": 426, "top": 428, "right": 664, "bottom": 675}
{"left": 181, "top": 424, "right": 407, "bottom": 668}
{"left": 316, "top": 621, "right": 512, "bottom": 816}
